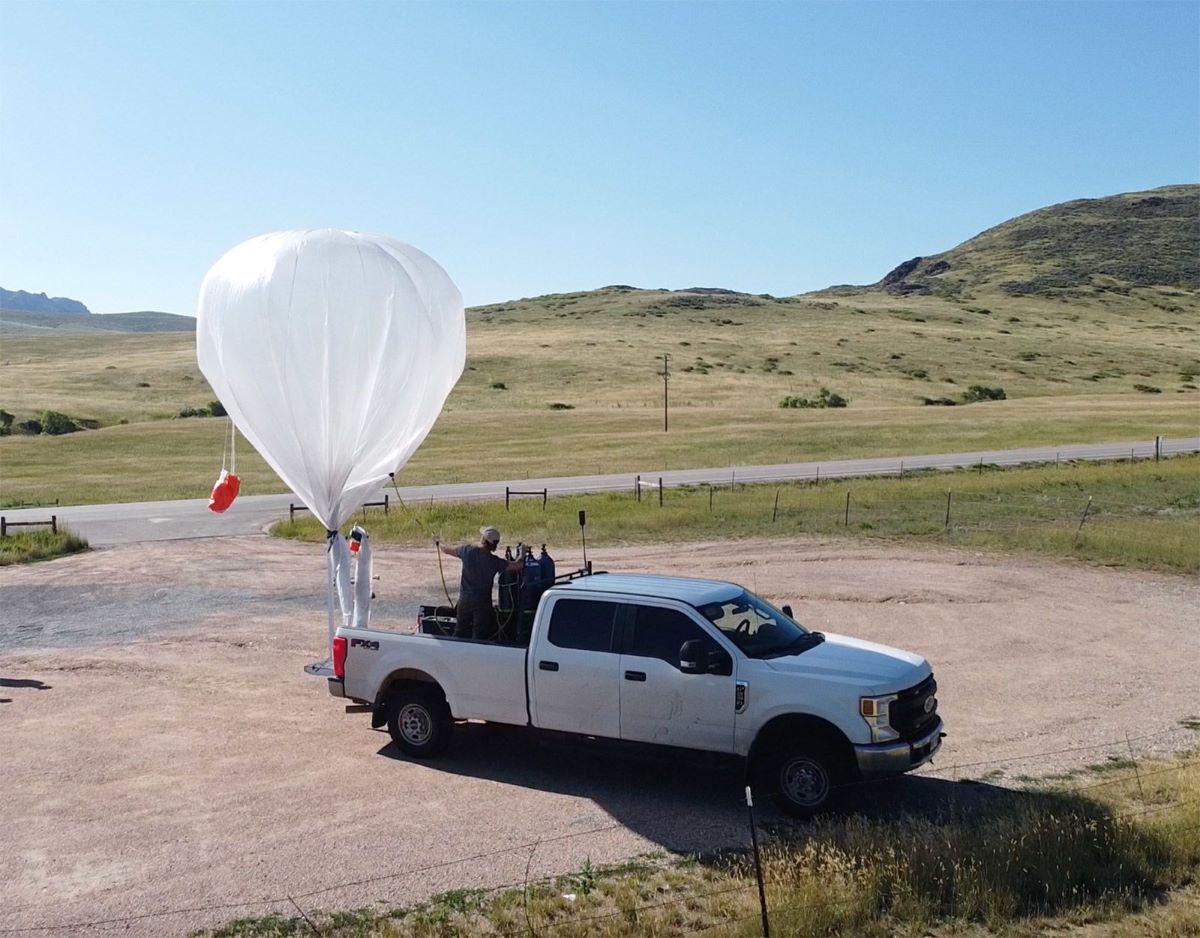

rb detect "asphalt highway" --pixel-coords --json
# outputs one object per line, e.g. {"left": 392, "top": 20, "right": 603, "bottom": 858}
{"left": 4, "top": 436, "right": 1196, "bottom": 546}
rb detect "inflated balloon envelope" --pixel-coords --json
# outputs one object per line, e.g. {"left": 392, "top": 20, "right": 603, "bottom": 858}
{"left": 196, "top": 229, "right": 466, "bottom": 647}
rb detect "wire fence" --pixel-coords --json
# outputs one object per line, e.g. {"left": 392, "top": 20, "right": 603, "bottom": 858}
{"left": 3, "top": 725, "right": 1197, "bottom": 937}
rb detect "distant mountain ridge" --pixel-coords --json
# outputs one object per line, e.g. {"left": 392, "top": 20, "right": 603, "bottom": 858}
{"left": 867, "top": 184, "right": 1199, "bottom": 298}
{"left": 0, "top": 287, "right": 91, "bottom": 316}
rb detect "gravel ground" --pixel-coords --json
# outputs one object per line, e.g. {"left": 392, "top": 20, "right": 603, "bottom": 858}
{"left": 1, "top": 536, "right": 1198, "bottom": 936}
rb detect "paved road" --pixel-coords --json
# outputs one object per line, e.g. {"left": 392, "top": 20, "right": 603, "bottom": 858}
{"left": 4, "top": 436, "right": 1196, "bottom": 546}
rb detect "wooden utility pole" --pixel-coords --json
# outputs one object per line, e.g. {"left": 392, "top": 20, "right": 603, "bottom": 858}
{"left": 659, "top": 352, "right": 670, "bottom": 432}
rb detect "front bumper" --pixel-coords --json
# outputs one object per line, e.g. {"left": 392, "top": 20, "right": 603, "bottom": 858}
{"left": 854, "top": 717, "right": 944, "bottom": 777}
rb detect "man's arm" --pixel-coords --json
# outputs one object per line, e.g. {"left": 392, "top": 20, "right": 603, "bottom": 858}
{"left": 438, "top": 541, "right": 461, "bottom": 559}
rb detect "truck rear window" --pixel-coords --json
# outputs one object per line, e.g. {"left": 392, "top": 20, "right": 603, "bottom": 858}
{"left": 547, "top": 599, "right": 619, "bottom": 653}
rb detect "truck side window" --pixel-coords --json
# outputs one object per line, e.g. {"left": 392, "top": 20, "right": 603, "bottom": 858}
{"left": 547, "top": 599, "right": 619, "bottom": 653}
{"left": 627, "top": 605, "right": 709, "bottom": 669}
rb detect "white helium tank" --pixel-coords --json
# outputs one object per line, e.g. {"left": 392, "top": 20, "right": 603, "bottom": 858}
{"left": 196, "top": 230, "right": 466, "bottom": 531}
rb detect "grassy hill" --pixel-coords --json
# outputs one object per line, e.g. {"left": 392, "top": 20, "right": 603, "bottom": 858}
{"left": 0, "top": 308, "right": 195, "bottom": 336}
{"left": 2, "top": 186, "right": 1197, "bottom": 505}
{"left": 862, "top": 184, "right": 1199, "bottom": 298}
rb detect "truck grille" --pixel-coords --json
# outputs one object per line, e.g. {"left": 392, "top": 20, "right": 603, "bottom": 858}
{"left": 890, "top": 674, "right": 938, "bottom": 742}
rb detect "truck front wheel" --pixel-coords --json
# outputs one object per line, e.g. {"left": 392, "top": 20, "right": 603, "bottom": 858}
{"left": 387, "top": 690, "right": 452, "bottom": 758}
{"left": 762, "top": 743, "right": 840, "bottom": 817}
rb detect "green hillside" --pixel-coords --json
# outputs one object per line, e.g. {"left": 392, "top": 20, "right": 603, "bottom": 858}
{"left": 864, "top": 184, "right": 1199, "bottom": 297}
{"left": 0, "top": 308, "right": 194, "bottom": 336}
{"left": 2, "top": 185, "right": 1197, "bottom": 505}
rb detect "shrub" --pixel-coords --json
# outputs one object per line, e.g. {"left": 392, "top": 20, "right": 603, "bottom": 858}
{"left": 0, "top": 409, "right": 12, "bottom": 436}
{"left": 779, "top": 387, "right": 849, "bottom": 409}
{"left": 962, "top": 385, "right": 1007, "bottom": 403}
{"left": 1133, "top": 384, "right": 1162, "bottom": 394}
{"left": 548, "top": 402, "right": 575, "bottom": 410}
{"left": 922, "top": 397, "right": 958, "bottom": 406}
{"left": 18, "top": 419, "right": 42, "bottom": 434}
{"left": 39, "top": 410, "right": 79, "bottom": 435}
{"left": 490, "top": 382, "right": 507, "bottom": 390}
{"left": 208, "top": 400, "right": 227, "bottom": 417}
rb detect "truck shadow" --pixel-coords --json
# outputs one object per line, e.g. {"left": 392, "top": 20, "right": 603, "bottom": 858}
{"left": 376, "top": 722, "right": 999, "bottom": 855}
{"left": 0, "top": 678, "right": 52, "bottom": 690}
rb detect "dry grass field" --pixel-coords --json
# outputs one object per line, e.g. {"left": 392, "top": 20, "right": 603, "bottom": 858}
{"left": 2, "top": 284, "right": 1198, "bottom": 507}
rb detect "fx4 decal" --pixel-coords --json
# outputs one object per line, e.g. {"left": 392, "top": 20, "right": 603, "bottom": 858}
{"left": 350, "top": 638, "right": 380, "bottom": 651}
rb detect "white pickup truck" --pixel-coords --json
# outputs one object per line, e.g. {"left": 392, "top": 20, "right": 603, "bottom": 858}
{"left": 314, "top": 571, "right": 943, "bottom": 815}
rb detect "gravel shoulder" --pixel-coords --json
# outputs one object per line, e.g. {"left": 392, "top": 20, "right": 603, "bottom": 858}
{"left": 2, "top": 536, "right": 1198, "bottom": 936}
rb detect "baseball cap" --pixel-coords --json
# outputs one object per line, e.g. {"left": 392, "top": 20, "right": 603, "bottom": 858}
{"left": 480, "top": 526, "right": 501, "bottom": 544}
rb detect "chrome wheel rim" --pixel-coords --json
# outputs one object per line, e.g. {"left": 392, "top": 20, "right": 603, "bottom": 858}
{"left": 398, "top": 703, "right": 433, "bottom": 745}
{"left": 781, "top": 756, "right": 829, "bottom": 807}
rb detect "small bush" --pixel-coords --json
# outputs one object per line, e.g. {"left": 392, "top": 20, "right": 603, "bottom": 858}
{"left": 922, "top": 397, "right": 958, "bottom": 406}
{"left": 39, "top": 411, "right": 79, "bottom": 435}
{"left": 779, "top": 387, "right": 849, "bottom": 409}
{"left": 962, "top": 385, "right": 1007, "bottom": 403}
{"left": 548, "top": 402, "right": 575, "bottom": 410}
{"left": 490, "top": 382, "right": 507, "bottom": 390}
{"left": 208, "top": 400, "right": 227, "bottom": 417}
{"left": 136, "top": 381, "right": 151, "bottom": 388}
{"left": 17, "top": 419, "right": 42, "bottom": 434}
{"left": 1133, "top": 384, "right": 1162, "bottom": 394}
{"left": 0, "top": 409, "right": 12, "bottom": 436}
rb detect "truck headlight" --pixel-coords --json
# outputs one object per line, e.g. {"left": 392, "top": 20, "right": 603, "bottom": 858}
{"left": 860, "top": 694, "right": 900, "bottom": 743}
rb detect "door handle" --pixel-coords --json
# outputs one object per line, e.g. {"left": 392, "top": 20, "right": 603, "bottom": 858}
{"left": 624, "top": 670, "right": 646, "bottom": 682}
{"left": 539, "top": 660, "right": 559, "bottom": 672}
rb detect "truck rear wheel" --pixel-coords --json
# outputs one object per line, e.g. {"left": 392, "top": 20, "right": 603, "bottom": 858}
{"left": 762, "top": 742, "right": 840, "bottom": 818}
{"left": 387, "top": 690, "right": 452, "bottom": 758}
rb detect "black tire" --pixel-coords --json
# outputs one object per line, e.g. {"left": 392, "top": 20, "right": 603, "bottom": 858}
{"left": 762, "top": 742, "right": 841, "bottom": 818}
{"left": 387, "top": 689, "right": 452, "bottom": 758}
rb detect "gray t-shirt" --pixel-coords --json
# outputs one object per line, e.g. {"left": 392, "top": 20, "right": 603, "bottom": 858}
{"left": 456, "top": 545, "right": 509, "bottom": 604}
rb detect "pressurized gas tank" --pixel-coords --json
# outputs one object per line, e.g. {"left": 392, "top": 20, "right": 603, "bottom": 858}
{"left": 515, "top": 549, "right": 542, "bottom": 645}
{"left": 538, "top": 546, "right": 555, "bottom": 585}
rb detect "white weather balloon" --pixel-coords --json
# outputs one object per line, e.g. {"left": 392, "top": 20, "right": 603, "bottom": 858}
{"left": 196, "top": 229, "right": 466, "bottom": 531}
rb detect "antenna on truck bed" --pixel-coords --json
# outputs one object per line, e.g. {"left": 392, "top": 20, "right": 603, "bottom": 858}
{"left": 578, "top": 510, "right": 590, "bottom": 573}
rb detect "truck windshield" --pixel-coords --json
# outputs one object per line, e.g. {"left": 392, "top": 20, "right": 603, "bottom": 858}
{"left": 696, "top": 591, "right": 820, "bottom": 659}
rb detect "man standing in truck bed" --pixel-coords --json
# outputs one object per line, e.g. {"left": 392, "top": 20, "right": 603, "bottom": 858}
{"left": 439, "top": 526, "right": 522, "bottom": 640}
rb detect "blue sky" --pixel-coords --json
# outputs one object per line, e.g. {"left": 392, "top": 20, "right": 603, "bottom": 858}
{"left": 2, "top": 0, "right": 1197, "bottom": 314}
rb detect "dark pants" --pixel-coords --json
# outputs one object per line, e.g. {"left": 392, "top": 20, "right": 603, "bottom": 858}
{"left": 455, "top": 597, "right": 496, "bottom": 641}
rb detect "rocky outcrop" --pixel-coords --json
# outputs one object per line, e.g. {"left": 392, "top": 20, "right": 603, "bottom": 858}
{"left": 0, "top": 288, "right": 91, "bottom": 316}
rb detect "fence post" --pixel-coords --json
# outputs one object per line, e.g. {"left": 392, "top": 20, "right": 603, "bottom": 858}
{"left": 899, "top": 460, "right": 904, "bottom": 479}
{"left": 1, "top": 517, "right": 5, "bottom": 537}
{"left": 1074, "top": 495, "right": 1094, "bottom": 544}
{"left": 51, "top": 515, "right": 57, "bottom": 533}
{"left": 745, "top": 787, "right": 771, "bottom": 938}
{"left": 1155, "top": 435, "right": 1162, "bottom": 462}
{"left": 289, "top": 503, "right": 295, "bottom": 523}
{"left": 383, "top": 494, "right": 389, "bottom": 516}
{"left": 815, "top": 466, "right": 820, "bottom": 485}
{"left": 772, "top": 489, "right": 780, "bottom": 523}
{"left": 636, "top": 474, "right": 641, "bottom": 502}
{"left": 978, "top": 457, "right": 984, "bottom": 476}
{"left": 542, "top": 489, "right": 547, "bottom": 511}
{"left": 505, "top": 486, "right": 511, "bottom": 511}
{"left": 844, "top": 491, "right": 851, "bottom": 526}
{"left": 945, "top": 491, "right": 952, "bottom": 529}
{"left": 658, "top": 477, "right": 664, "bottom": 508}
{"left": 708, "top": 485, "right": 714, "bottom": 513}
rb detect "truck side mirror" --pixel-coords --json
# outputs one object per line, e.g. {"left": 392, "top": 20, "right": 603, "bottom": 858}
{"left": 680, "top": 639, "right": 732, "bottom": 676}
{"left": 783, "top": 604, "right": 794, "bottom": 619}
{"left": 679, "top": 639, "right": 707, "bottom": 674}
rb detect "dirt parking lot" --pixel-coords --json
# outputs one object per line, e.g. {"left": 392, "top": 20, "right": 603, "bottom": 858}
{"left": 2, "top": 536, "right": 1198, "bottom": 936}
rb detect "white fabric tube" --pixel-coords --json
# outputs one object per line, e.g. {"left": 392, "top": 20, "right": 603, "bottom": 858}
{"left": 352, "top": 530, "right": 372, "bottom": 631}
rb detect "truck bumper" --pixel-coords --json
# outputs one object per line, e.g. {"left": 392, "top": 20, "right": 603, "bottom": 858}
{"left": 303, "top": 659, "right": 345, "bottom": 698}
{"left": 854, "top": 718, "right": 944, "bottom": 777}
